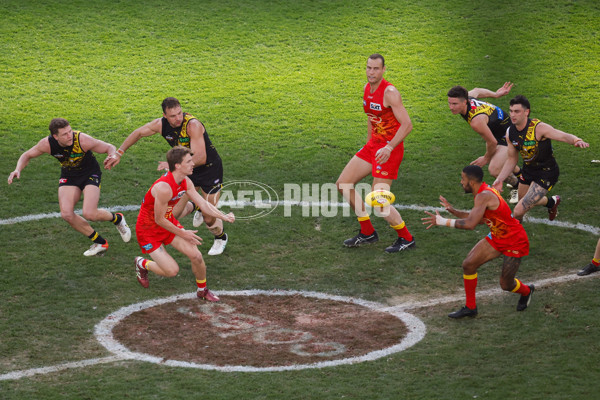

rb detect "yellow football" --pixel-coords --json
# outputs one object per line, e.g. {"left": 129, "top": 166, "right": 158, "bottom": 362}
{"left": 365, "top": 190, "right": 395, "bottom": 207}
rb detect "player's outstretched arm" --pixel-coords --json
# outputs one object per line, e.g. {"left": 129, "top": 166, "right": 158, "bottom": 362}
{"left": 536, "top": 122, "right": 590, "bottom": 148}
{"left": 105, "top": 118, "right": 162, "bottom": 169}
{"left": 8, "top": 138, "right": 49, "bottom": 184}
{"left": 468, "top": 82, "right": 513, "bottom": 99}
{"left": 493, "top": 135, "right": 519, "bottom": 192}
{"left": 185, "top": 178, "right": 235, "bottom": 223}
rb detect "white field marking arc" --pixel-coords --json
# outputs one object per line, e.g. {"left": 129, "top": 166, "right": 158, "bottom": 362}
{"left": 1, "top": 204, "right": 598, "bottom": 380}
{"left": 2, "top": 201, "right": 599, "bottom": 236}
{"left": 93, "top": 290, "right": 426, "bottom": 373}
{"left": 3, "top": 273, "right": 600, "bottom": 381}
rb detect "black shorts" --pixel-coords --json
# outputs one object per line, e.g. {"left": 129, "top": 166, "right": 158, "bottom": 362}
{"left": 58, "top": 172, "right": 102, "bottom": 190}
{"left": 519, "top": 165, "right": 559, "bottom": 191}
{"left": 190, "top": 158, "right": 223, "bottom": 194}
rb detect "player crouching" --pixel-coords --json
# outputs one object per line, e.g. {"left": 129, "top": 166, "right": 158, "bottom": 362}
{"left": 134, "top": 146, "right": 235, "bottom": 301}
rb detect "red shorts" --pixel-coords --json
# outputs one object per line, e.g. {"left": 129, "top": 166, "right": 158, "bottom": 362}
{"left": 136, "top": 218, "right": 183, "bottom": 254}
{"left": 355, "top": 140, "right": 404, "bottom": 180}
{"left": 485, "top": 231, "right": 529, "bottom": 258}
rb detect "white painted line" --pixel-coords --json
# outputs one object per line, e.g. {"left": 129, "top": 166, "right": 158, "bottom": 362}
{"left": 0, "top": 355, "right": 124, "bottom": 381}
{"left": 384, "top": 271, "right": 600, "bottom": 312}
{"left": 2, "top": 202, "right": 599, "bottom": 235}
{"left": 93, "top": 290, "right": 427, "bottom": 373}
{"left": 1, "top": 204, "right": 598, "bottom": 379}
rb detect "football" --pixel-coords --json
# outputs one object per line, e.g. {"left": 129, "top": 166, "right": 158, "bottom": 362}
{"left": 365, "top": 189, "right": 395, "bottom": 207}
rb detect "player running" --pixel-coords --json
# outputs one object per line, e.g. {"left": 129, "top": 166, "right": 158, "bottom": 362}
{"left": 105, "top": 97, "right": 229, "bottom": 256}
{"left": 422, "top": 165, "right": 534, "bottom": 318}
{"left": 447, "top": 82, "right": 521, "bottom": 204}
{"left": 8, "top": 118, "right": 131, "bottom": 256}
{"left": 493, "top": 95, "right": 589, "bottom": 221}
{"left": 133, "top": 146, "right": 234, "bottom": 301}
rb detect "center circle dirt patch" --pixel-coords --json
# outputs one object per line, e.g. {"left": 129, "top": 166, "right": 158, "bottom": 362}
{"left": 95, "top": 290, "right": 426, "bottom": 372}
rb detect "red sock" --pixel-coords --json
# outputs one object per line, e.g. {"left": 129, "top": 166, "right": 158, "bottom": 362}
{"left": 592, "top": 258, "right": 600, "bottom": 267}
{"left": 391, "top": 222, "right": 413, "bottom": 241}
{"left": 358, "top": 216, "right": 375, "bottom": 235}
{"left": 511, "top": 279, "right": 531, "bottom": 296}
{"left": 464, "top": 273, "right": 478, "bottom": 309}
{"left": 196, "top": 279, "right": 207, "bottom": 291}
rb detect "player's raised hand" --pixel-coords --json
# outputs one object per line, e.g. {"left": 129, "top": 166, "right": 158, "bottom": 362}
{"left": 439, "top": 195, "right": 453, "bottom": 210}
{"left": 422, "top": 210, "right": 440, "bottom": 229}
{"left": 157, "top": 161, "right": 169, "bottom": 171}
{"left": 496, "top": 81, "right": 514, "bottom": 97}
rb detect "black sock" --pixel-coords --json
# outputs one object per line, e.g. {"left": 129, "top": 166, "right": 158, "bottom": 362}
{"left": 112, "top": 212, "right": 122, "bottom": 225}
{"left": 215, "top": 232, "right": 226, "bottom": 240}
{"left": 88, "top": 230, "right": 107, "bottom": 245}
{"left": 546, "top": 196, "right": 555, "bottom": 209}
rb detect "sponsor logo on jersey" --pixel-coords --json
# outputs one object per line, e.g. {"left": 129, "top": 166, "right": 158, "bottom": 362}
{"left": 370, "top": 102, "right": 382, "bottom": 111}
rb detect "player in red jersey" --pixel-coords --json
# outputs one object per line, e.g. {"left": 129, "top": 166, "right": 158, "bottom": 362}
{"left": 422, "top": 165, "right": 534, "bottom": 318}
{"left": 134, "top": 146, "right": 235, "bottom": 301}
{"left": 336, "top": 54, "right": 415, "bottom": 253}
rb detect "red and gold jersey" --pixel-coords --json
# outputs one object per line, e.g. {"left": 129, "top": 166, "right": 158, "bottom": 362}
{"left": 477, "top": 182, "right": 526, "bottom": 241}
{"left": 363, "top": 79, "right": 402, "bottom": 144}
{"left": 136, "top": 171, "right": 188, "bottom": 233}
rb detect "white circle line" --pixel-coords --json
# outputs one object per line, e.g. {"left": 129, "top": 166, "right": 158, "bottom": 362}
{"left": 93, "top": 290, "right": 427, "bottom": 373}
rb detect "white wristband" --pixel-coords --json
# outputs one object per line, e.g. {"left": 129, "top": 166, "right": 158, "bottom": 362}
{"left": 436, "top": 215, "right": 456, "bottom": 228}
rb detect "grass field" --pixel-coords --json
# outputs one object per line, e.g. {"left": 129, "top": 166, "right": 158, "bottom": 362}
{"left": 1, "top": 0, "right": 600, "bottom": 399}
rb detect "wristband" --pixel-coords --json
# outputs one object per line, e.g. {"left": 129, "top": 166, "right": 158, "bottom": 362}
{"left": 384, "top": 144, "right": 394, "bottom": 152}
{"left": 117, "top": 148, "right": 125, "bottom": 156}
{"left": 436, "top": 215, "right": 456, "bottom": 228}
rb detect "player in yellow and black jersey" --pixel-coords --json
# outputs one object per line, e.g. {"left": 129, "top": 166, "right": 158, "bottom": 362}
{"left": 105, "top": 97, "right": 228, "bottom": 256}
{"left": 8, "top": 118, "right": 131, "bottom": 256}
{"left": 448, "top": 83, "right": 522, "bottom": 204}
{"left": 493, "top": 95, "right": 589, "bottom": 222}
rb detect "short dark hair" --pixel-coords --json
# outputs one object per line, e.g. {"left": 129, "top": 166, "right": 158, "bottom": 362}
{"left": 161, "top": 97, "right": 181, "bottom": 113}
{"left": 447, "top": 86, "right": 469, "bottom": 100}
{"left": 166, "top": 146, "right": 193, "bottom": 172}
{"left": 48, "top": 118, "right": 70, "bottom": 135}
{"left": 368, "top": 53, "right": 385, "bottom": 67}
{"left": 509, "top": 95, "right": 530, "bottom": 110}
{"left": 462, "top": 165, "right": 484, "bottom": 182}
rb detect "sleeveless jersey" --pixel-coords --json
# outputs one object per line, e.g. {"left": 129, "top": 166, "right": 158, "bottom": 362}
{"left": 477, "top": 182, "right": 525, "bottom": 241}
{"left": 462, "top": 97, "right": 510, "bottom": 144}
{"left": 508, "top": 118, "right": 557, "bottom": 170}
{"left": 161, "top": 113, "right": 220, "bottom": 170}
{"left": 363, "top": 79, "right": 402, "bottom": 144}
{"left": 137, "top": 171, "right": 188, "bottom": 231}
{"left": 48, "top": 131, "right": 100, "bottom": 177}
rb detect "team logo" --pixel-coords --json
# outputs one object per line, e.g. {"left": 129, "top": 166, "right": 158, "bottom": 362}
{"left": 59, "top": 178, "right": 67, "bottom": 184}
{"left": 381, "top": 171, "right": 388, "bottom": 176}
{"left": 142, "top": 243, "right": 153, "bottom": 251}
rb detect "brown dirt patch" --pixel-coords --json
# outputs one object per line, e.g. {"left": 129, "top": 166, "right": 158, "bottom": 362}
{"left": 112, "top": 294, "right": 407, "bottom": 367}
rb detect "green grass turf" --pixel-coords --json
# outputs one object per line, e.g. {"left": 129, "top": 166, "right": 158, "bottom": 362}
{"left": 1, "top": 0, "right": 600, "bottom": 398}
